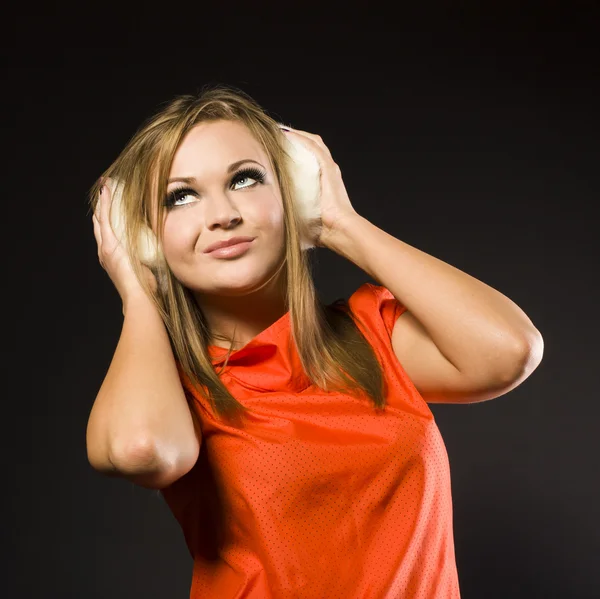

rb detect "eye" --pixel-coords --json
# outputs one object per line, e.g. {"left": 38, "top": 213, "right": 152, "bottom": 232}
{"left": 164, "top": 167, "right": 266, "bottom": 209}
{"left": 231, "top": 167, "right": 266, "bottom": 190}
{"left": 233, "top": 176, "right": 255, "bottom": 190}
{"left": 164, "top": 187, "right": 197, "bottom": 208}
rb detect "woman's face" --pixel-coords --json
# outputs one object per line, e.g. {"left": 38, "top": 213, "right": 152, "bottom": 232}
{"left": 158, "top": 119, "right": 285, "bottom": 297}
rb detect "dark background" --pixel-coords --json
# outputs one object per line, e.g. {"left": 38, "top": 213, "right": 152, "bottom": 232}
{"left": 4, "top": 3, "right": 599, "bottom": 598}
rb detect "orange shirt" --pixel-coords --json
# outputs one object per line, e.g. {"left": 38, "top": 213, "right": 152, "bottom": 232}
{"left": 162, "top": 283, "right": 461, "bottom": 598}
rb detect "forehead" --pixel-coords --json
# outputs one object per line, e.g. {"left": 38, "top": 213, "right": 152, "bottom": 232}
{"left": 169, "top": 120, "right": 266, "bottom": 176}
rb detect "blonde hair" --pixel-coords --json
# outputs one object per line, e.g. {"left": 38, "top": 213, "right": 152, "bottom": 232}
{"left": 87, "top": 84, "right": 388, "bottom": 425}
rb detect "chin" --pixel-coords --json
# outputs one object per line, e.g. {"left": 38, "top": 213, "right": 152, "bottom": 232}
{"left": 179, "top": 247, "right": 285, "bottom": 295}
{"left": 200, "top": 268, "right": 281, "bottom": 297}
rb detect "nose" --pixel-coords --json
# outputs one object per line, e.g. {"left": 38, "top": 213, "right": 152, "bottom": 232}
{"left": 204, "top": 192, "right": 242, "bottom": 231}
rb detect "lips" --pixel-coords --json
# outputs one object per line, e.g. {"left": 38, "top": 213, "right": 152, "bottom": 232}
{"left": 203, "top": 236, "right": 256, "bottom": 253}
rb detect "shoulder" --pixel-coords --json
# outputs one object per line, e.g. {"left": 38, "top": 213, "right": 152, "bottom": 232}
{"left": 346, "top": 282, "right": 407, "bottom": 339}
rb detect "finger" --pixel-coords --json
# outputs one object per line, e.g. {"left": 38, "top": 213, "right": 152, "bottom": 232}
{"left": 92, "top": 213, "right": 105, "bottom": 265}
{"left": 95, "top": 186, "right": 103, "bottom": 222}
{"left": 94, "top": 179, "right": 105, "bottom": 220}
{"left": 280, "top": 125, "right": 320, "bottom": 142}
{"left": 92, "top": 212, "right": 103, "bottom": 246}
{"left": 98, "top": 181, "right": 116, "bottom": 243}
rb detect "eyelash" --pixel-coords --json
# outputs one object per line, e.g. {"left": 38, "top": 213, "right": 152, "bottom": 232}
{"left": 163, "top": 167, "right": 267, "bottom": 208}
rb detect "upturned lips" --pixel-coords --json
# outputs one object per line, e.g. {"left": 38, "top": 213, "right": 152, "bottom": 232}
{"left": 203, "top": 236, "right": 256, "bottom": 253}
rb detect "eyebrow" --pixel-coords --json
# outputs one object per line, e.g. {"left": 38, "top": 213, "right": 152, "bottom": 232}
{"left": 167, "top": 159, "right": 264, "bottom": 185}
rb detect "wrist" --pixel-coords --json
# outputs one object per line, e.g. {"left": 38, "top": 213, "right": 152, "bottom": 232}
{"left": 121, "top": 289, "right": 156, "bottom": 316}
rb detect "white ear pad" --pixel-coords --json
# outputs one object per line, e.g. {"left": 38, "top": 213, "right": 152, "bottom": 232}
{"left": 280, "top": 129, "right": 322, "bottom": 250}
{"left": 104, "top": 178, "right": 162, "bottom": 268}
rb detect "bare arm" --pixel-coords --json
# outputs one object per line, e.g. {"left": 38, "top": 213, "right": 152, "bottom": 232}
{"left": 86, "top": 292, "right": 201, "bottom": 489}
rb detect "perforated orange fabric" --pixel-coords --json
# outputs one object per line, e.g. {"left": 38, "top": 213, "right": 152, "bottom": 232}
{"left": 162, "top": 283, "right": 461, "bottom": 598}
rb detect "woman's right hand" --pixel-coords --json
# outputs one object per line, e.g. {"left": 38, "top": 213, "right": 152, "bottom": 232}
{"left": 92, "top": 179, "right": 158, "bottom": 301}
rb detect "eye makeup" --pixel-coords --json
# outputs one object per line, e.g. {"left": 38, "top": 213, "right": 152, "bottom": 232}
{"left": 163, "top": 166, "right": 267, "bottom": 208}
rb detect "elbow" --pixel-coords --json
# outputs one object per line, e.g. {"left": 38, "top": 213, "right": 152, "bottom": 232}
{"left": 110, "top": 435, "right": 200, "bottom": 489}
{"left": 502, "top": 328, "right": 545, "bottom": 384}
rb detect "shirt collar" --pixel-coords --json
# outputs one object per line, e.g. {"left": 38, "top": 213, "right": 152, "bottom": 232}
{"left": 207, "top": 311, "right": 312, "bottom": 393}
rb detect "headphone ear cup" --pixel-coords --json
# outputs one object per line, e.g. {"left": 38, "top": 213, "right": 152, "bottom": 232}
{"left": 281, "top": 131, "right": 322, "bottom": 250}
{"left": 106, "top": 178, "right": 162, "bottom": 268}
{"left": 137, "top": 225, "right": 162, "bottom": 268}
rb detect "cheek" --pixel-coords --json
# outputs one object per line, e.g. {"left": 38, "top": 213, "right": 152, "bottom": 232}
{"left": 258, "top": 192, "right": 285, "bottom": 233}
{"left": 259, "top": 207, "right": 285, "bottom": 250}
{"left": 162, "top": 215, "right": 197, "bottom": 257}
{"left": 160, "top": 191, "right": 285, "bottom": 257}
{"left": 264, "top": 206, "right": 284, "bottom": 232}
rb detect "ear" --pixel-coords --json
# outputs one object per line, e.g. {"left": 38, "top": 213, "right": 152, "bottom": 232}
{"left": 280, "top": 127, "right": 322, "bottom": 250}
{"left": 105, "top": 177, "right": 163, "bottom": 268}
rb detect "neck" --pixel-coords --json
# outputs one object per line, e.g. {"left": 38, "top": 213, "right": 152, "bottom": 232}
{"left": 197, "top": 266, "right": 288, "bottom": 349}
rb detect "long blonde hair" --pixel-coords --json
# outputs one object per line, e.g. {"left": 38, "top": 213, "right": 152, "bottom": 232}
{"left": 87, "top": 84, "right": 388, "bottom": 425}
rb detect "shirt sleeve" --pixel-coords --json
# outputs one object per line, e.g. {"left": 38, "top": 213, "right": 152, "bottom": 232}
{"left": 347, "top": 282, "right": 407, "bottom": 347}
{"left": 345, "top": 283, "right": 431, "bottom": 412}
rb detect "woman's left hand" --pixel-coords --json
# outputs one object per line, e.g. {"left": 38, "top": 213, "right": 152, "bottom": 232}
{"left": 281, "top": 126, "right": 359, "bottom": 248}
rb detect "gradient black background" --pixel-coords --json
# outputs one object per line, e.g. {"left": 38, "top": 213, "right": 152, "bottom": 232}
{"left": 4, "top": 3, "right": 599, "bottom": 598}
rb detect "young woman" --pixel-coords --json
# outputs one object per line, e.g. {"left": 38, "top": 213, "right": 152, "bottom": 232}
{"left": 87, "top": 85, "right": 543, "bottom": 598}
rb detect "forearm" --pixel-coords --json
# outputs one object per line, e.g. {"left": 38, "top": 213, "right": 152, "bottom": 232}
{"left": 328, "top": 213, "right": 541, "bottom": 377}
{"left": 86, "top": 293, "right": 199, "bottom": 477}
